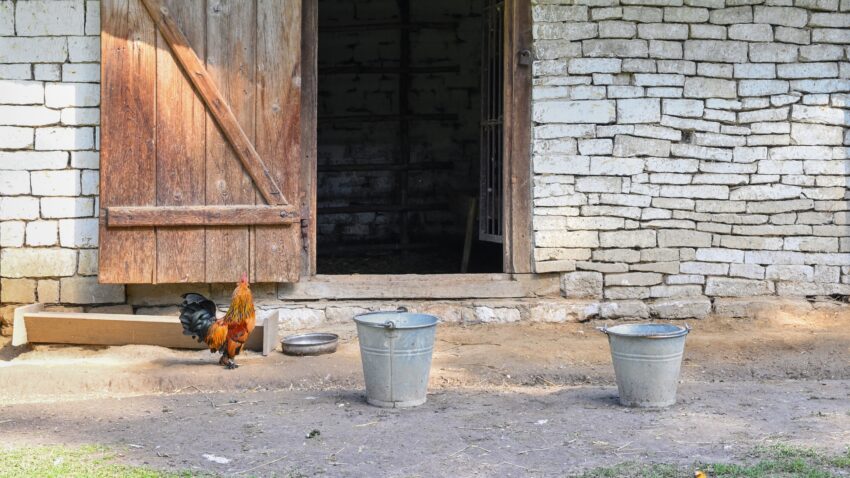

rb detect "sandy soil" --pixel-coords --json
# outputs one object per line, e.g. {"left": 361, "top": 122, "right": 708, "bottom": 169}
{"left": 1, "top": 309, "right": 849, "bottom": 476}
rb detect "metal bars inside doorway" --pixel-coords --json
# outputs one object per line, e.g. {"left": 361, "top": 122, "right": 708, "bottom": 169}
{"left": 479, "top": 0, "right": 504, "bottom": 243}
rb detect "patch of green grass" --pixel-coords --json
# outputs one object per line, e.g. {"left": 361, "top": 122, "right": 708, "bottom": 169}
{"left": 574, "top": 444, "right": 850, "bottom": 478}
{"left": 574, "top": 462, "right": 681, "bottom": 478}
{"left": 707, "top": 444, "right": 839, "bottom": 478}
{"left": 828, "top": 448, "right": 850, "bottom": 469}
{"left": 0, "top": 445, "right": 198, "bottom": 478}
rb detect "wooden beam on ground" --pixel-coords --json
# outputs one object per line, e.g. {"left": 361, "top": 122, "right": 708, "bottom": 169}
{"left": 277, "top": 273, "right": 561, "bottom": 300}
{"left": 12, "top": 303, "right": 43, "bottom": 347}
{"left": 138, "top": 0, "right": 287, "bottom": 206}
{"left": 11, "top": 307, "right": 278, "bottom": 355}
{"left": 107, "top": 205, "right": 299, "bottom": 227}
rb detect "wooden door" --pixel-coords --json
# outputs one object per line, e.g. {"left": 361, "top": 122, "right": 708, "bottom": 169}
{"left": 100, "top": 0, "right": 302, "bottom": 284}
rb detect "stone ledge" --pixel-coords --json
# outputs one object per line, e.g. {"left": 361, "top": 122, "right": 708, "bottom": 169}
{"left": 712, "top": 297, "right": 814, "bottom": 318}
{"left": 6, "top": 296, "right": 846, "bottom": 338}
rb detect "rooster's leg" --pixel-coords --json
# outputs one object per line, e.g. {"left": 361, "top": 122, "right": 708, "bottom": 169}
{"left": 220, "top": 340, "right": 244, "bottom": 369}
{"left": 219, "top": 354, "right": 238, "bottom": 369}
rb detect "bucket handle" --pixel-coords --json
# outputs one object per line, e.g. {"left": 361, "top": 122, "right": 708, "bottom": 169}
{"left": 356, "top": 306, "right": 408, "bottom": 318}
{"left": 355, "top": 306, "right": 408, "bottom": 329}
{"left": 596, "top": 323, "right": 692, "bottom": 335}
{"left": 383, "top": 307, "right": 407, "bottom": 329}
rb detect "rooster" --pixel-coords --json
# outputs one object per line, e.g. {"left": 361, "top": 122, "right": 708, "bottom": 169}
{"left": 178, "top": 274, "right": 256, "bottom": 369}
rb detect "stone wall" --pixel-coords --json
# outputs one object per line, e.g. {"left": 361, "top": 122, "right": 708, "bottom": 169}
{"left": 531, "top": 0, "right": 850, "bottom": 315}
{"left": 0, "top": 0, "right": 124, "bottom": 334}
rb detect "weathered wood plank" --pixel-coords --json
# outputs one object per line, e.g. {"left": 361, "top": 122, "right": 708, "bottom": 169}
{"left": 108, "top": 205, "right": 299, "bottom": 227}
{"left": 15, "top": 311, "right": 265, "bottom": 351}
{"left": 277, "top": 274, "right": 561, "bottom": 300}
{"left": 155, "top": 0, "right": 206, "bottom": 283}
{"left": 11, "top": 303, "right": 44, "bottom": 346}
{"left": 139, "top": 0, "right": 286, "bottom": 206}
{"left": 99, "top": 0, "right": 157, "bottom": 284}
{"left": 508, "top": 0, "right": 533, "bottom": 273}
{"left": 300, "top": 0, "right": 318, "bottom": 277}
{"left": 254, "top": 0, "right": 302, "bottom": 283}
{"left": 501, "top": 0, "right": 533, "bottom": 274}
{"left": 501, "top": 1, "right": 514, "bottom": 273}
{"left": 204, "top": 0, "right": 256, "bottom": 282}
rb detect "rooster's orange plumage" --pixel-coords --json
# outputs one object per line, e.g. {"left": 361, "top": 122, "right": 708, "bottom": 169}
{"left": 178, "top": 274, "right": 256, "bottom": 369}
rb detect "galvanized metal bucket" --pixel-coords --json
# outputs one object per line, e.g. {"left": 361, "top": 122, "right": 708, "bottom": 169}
{"left": 598, "top": 323, "right": 690, "bottom": 408}
{"left": 353, "top": 308, "right": 438, "bottom": 408}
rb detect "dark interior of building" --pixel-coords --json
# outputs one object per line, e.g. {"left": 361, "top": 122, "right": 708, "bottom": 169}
{"left": 316, "top": 0, "right": 504, "bottom": 274}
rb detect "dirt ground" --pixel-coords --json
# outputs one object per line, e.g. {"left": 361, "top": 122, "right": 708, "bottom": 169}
{"left": 1, "top": 309, "right": 850, "bottom": 476}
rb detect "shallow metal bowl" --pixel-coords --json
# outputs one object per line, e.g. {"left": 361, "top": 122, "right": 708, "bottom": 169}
{"left": 281, "top": 333, "right": 339, "bottom": 356}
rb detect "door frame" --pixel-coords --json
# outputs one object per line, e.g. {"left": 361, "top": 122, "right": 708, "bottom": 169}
{"left": 501, "top": 0, "right": 533, "bottom": 274}
{"left": 299, "top": 0, "right": 532, "bottom": 276}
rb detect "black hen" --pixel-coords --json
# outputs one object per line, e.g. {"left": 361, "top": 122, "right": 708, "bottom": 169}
{"left": 178, "top": 293, "right": 218, "bottom": 342}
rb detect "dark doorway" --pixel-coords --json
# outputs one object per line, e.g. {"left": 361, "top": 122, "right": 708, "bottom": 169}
{"left": 316, "top": 0, "right": 504, "bottom": 274}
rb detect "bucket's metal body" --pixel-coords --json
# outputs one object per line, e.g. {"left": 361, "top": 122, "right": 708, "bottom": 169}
{"left": 353, "top": 309, "right": 438, "bottom": 408}
{"left": 599, "top": 323, "right": 689, "bottom": 408}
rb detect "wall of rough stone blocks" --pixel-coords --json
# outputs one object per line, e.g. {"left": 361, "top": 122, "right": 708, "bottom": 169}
{"left": 0, "top": 0, "right": 126, "bottom": 334}
{"left": 531, "top": 0, "right": 850, "bottom": 316}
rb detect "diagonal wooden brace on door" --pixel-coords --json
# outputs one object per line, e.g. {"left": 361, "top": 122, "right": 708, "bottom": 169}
{"left": 140, "top": 0, "right": 287, "bottom": 206}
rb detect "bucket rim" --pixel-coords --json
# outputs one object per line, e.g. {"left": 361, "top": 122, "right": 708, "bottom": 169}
{"left": 353, "top": 309, "right": 439, "bottom": 330}
{"left": 598, "top": 323, "right": 690, "bottom": 339}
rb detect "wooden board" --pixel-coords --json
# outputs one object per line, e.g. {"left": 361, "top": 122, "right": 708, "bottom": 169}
{"left": 155, "top": 0, "right": 206, "bottom": 283}
{"left": 100, "top": 0, "right": 303, "bottom": 284}
{"left": 11, "top": 303, "right": 44, "bottom": 346}
{"left": 204, "top": 0, "right": 256, "bottom": 283}
{"left": 254, "top": 0, "right": 303, "bottom": 283}
{"left": 99, "top": 0, "right": 157, "bottom": 283}
{"left": 12, "top": 309, "right": 279, "bottom": 355}
{"left": 503, "top": 0, "right": 533, "bottom": 274}
{"left": 511, "top": 0, "right": 533, "bottom": 274}
{"left": 301, "top": 0, "right": 318, "bottom": 276}
{"left": 277, "top": 274, "right": 561, "bottom": 300}
{"left": 108, "top": 206, "right": 299, "bottom": 227}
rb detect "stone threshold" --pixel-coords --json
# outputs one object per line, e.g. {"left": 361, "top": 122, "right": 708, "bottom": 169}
{"left": 19, "top": 297, "right": 845, "bottom": 339}
{"left": 249, "top": 296, "right": 841, "bottom": 332}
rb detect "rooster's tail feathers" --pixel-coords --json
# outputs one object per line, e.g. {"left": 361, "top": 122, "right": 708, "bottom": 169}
{"left": 181, "top": 293, "right": 217, "bottom": 315}
{"left": 178, "top": 293, "right": 217, "bottom": 343}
